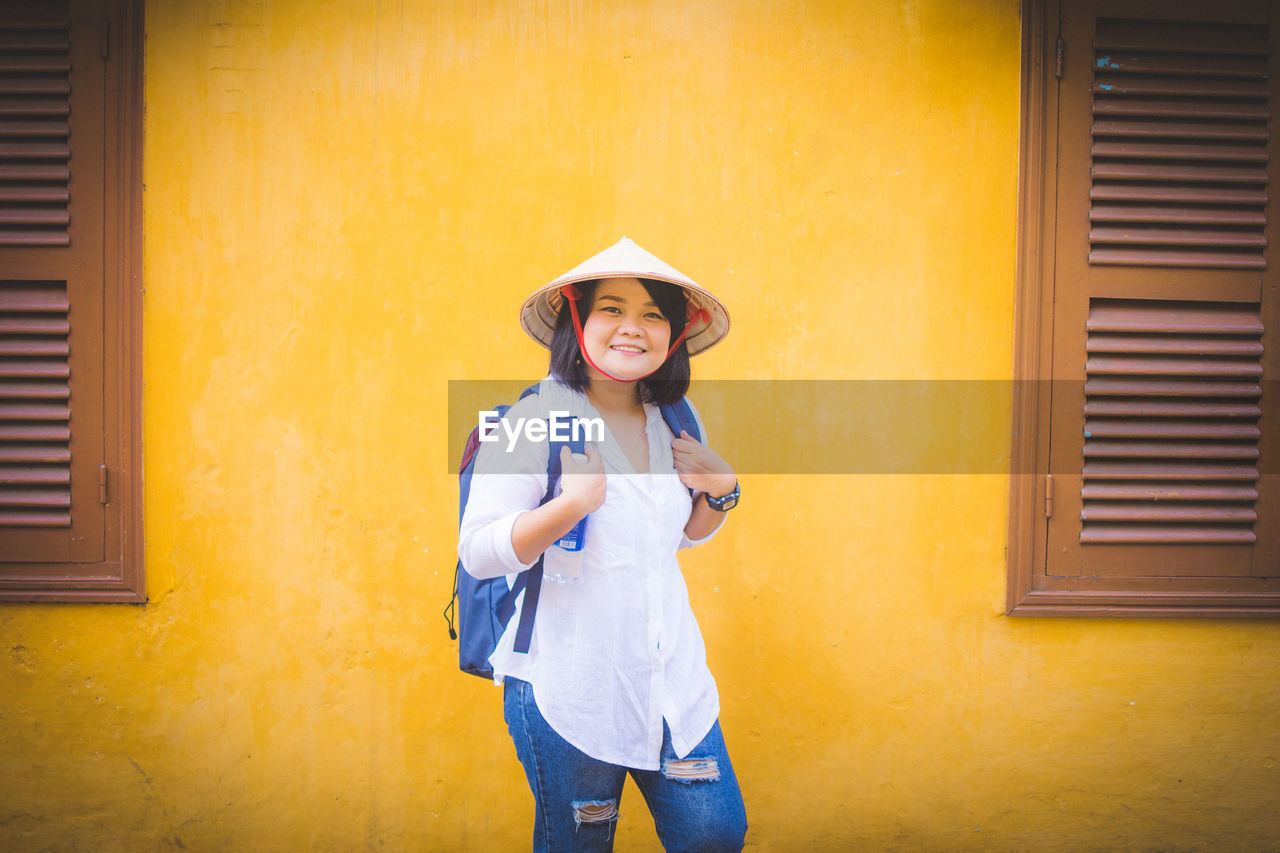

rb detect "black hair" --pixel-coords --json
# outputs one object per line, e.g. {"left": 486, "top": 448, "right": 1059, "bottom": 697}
{"left": 548, "top": 278, "right": 691, "bottom": 406}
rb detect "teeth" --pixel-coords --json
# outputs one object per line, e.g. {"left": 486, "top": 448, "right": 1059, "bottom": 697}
{"left": 612, "top": 345, "right": 643, "bottom": 352}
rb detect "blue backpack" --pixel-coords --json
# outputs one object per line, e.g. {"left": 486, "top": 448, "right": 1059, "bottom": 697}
{"left": 445, "top": 382, "right": 701, "bottom": 679}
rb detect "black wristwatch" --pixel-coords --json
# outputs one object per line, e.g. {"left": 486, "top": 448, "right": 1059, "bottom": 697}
{"left": 704, "top": 481, "right": 740, "bottom": 512}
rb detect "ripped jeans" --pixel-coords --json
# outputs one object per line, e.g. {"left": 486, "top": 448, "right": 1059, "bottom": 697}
{"left": 503, "top": 677, "right": 748, "bottom": 852}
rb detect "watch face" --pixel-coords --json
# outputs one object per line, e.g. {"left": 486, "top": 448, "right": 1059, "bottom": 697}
{"left": 706, "top": 487, "right": 738, "bottom": 511}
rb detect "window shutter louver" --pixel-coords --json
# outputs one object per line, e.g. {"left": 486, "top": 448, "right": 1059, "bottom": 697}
{"left": 1089, "top": 18, "right": 1271, "bottom": 270}
{"left": 0, "top": 280, "right": 71, "bottom": 529}
{"left": 1081, "top": 298, "right": 1263, "bottom": 545}
{"left": 0, "top": 15, "right": 71, "bottom": 247}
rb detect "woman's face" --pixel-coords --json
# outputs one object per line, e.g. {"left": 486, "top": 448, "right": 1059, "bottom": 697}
{"left": 580, "top": 277, "right": 672, "bottom": 383}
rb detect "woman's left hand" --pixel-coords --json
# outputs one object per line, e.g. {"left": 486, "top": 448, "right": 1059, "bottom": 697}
{"left": 672, "top": 430, "right": 737, "bottom": 498}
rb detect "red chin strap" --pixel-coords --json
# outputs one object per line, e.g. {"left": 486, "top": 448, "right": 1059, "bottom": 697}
{"left": 561, "top": 284, "right": 711, "bottom": 384}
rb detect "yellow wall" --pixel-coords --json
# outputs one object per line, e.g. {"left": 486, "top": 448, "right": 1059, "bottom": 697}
{"left": 3, "top": 0, "right": 1279, "bottom": 849}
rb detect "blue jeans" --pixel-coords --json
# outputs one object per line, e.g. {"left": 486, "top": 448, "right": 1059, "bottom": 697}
{"left": 503, "top": 677, "right": 748, "bottom": 852}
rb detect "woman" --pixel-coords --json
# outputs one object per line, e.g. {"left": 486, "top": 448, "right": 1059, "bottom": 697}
{"left": 459, "top": 237, "right": 746, "bottom": 852}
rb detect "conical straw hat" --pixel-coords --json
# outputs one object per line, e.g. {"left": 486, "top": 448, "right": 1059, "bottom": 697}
{"left": 519, "top": 237, "right": 730, "bottom": 356}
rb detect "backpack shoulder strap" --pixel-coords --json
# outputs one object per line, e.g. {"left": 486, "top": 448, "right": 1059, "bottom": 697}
{"left": 659, "top": 397, "right": 701, "bottom": 444}
{"left": 660, "top": 397, "right": 702, "bottom": 498}
{"left": 512, "top": 381, "right": 563, "bottom": 655}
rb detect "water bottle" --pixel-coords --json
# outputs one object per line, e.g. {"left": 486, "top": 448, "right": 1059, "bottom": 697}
{"left": 549, "top": 452, "right": 588, "bottom": 584}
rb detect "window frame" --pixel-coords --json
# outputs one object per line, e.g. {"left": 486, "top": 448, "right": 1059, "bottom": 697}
{"left": 0, "top": 0, "right": 143, "bottom": 603}
{"left": 1007, "top": 0, "right": 1280, "bottom": 617}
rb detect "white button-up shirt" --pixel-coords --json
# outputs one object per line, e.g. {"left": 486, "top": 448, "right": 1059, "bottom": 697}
{"left": 457, "top": 378, "right": 721, "bottom": 770}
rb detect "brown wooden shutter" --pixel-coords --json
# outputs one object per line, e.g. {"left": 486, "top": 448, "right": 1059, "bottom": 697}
{"left": 0, "top": 0, "right": 110, "bottom": 577}
{"left": 1013, "top": 0, "right": 1280, "bottom": 613}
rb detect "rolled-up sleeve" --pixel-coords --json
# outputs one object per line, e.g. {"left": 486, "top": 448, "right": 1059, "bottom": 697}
{"left": 457, "top": 398, "right": 550, "bottom": 580}
{"left": 678, "top": 521, "right": 722, "bottom": 550}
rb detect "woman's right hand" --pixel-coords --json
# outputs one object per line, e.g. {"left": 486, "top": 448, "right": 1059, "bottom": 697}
{"left": 556, "top": 445, "right": 606, "bottom": 516}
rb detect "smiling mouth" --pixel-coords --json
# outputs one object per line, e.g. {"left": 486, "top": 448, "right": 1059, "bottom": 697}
{"left": 610, "top": 344, "right": 646, "bottom": 353}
